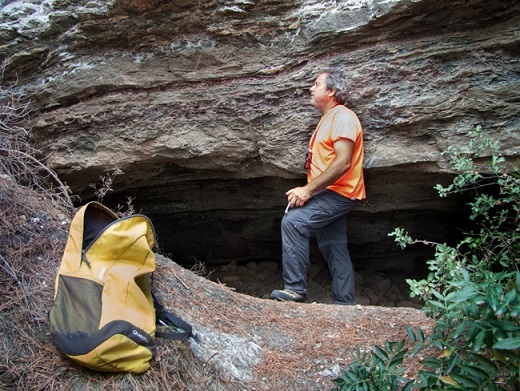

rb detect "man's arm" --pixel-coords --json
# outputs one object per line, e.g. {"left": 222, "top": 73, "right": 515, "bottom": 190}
{"left": 287, "top": 138, "right": 354, "bottom": 208}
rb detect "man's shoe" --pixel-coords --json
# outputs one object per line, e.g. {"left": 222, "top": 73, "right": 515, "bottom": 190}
{"left": 270, "top": 289, "right": 306, "bottom": 302}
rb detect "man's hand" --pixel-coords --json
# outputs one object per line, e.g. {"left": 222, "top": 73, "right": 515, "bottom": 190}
{"left": 285, "top": 138, "right": 354, "bottom": 210}
{"left": 286, "top": 186, "right": 313, "bottom": 208}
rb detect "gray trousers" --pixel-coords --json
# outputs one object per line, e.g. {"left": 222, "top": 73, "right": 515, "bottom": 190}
{"left": 281, "top": 189, "right": 357, "bottom": 304}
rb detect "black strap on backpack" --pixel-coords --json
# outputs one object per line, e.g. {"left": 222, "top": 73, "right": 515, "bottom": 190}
{"left": 152, "top": 290, "right": 199, "bottom": 343}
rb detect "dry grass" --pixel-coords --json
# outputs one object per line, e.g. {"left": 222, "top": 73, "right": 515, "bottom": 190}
{"left": 0, "top": 175, "right": 69, "bottom": 390}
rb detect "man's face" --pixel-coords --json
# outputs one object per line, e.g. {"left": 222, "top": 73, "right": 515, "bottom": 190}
{"left": 310, "top": 73, "right": 334, "bottom": 112}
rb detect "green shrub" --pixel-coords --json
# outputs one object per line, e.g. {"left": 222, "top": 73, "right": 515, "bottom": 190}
{"left": 332, "top": 126, "right": 519, "bottom": 390}
{"left": 331, "top": 340, "right": 414, "bottom": 391}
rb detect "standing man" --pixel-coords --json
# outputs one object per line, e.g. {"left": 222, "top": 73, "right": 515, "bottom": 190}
{"left": 271, "top": 68, "right": 365, "bottom": 305}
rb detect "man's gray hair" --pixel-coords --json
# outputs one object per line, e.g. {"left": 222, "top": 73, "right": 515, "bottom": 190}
{"left": 320, "top": 68, "right": 349, "bottom": 105}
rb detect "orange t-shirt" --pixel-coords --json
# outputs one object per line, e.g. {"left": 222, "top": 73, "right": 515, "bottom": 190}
{"left": 307, "top": 105, "right": 366, "bottom": 200}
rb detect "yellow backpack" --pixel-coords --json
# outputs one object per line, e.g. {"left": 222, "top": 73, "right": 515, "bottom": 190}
{"left": 49, "top": 201, "right": 194, "bottom": 373}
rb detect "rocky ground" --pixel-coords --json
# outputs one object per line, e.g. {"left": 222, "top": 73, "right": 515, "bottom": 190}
{"left": 206, "top": 258, "right": 424, "bottom": 309}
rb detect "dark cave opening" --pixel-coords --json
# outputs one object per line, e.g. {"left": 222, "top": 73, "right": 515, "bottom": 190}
{"left": 96, "top": 172, "right": 471, "bottom": 307}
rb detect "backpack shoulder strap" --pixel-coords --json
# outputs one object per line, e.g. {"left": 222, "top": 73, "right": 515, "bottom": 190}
{"left": 156, "top": 310, "right": 193, "bottom": 341}
{"left": 152, "top": 291, "right": 198, "bottom": 342}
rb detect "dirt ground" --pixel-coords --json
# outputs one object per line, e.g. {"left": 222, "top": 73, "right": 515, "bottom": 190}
{"left": 157, "top": 256, "right": 436, "bottom": 390}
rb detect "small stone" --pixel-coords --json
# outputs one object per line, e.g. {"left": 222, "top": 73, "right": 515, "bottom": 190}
{"left": 356, "top": 296, "right": 371, "bottom": 306}
{"left": 320, "top": 369, "right": 333, "bottom": 377}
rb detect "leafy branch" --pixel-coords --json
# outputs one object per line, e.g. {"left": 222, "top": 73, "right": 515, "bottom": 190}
{"left": 332, "top": 126, "right": 519, "bottom": 390}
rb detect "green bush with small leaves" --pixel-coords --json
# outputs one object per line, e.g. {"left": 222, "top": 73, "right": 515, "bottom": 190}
{"left": 332, "top": 340, "right": 414, "bottom": 391}
{"left": 332, "top": 126, "right": 519, "bottom": 390}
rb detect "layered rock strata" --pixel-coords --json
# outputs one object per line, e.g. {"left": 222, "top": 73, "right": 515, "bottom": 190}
{"left": 1, "top": 0, "right": 518, "bottom": 270}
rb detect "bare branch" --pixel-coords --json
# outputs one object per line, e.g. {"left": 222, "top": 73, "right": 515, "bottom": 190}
{"left": 0, "top": 70, "right": 74, "bottom": 211}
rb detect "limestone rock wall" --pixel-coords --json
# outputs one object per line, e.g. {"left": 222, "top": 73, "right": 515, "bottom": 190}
{"left": 1, "top": 0, "right": 519, "bottom": 270}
